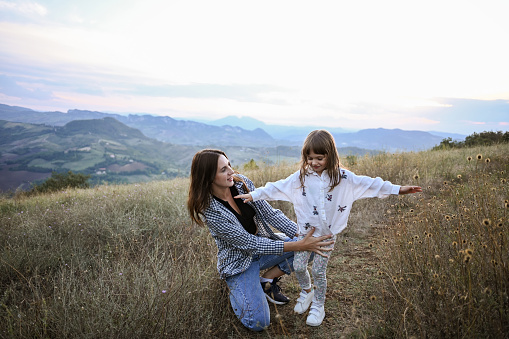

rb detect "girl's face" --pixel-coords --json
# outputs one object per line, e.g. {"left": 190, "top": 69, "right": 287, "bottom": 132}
{"left": 307, "top": 151, "right": 327, "bottom": 175}
{"left": 211, "top": 154, "right": 235, "bottom": 192}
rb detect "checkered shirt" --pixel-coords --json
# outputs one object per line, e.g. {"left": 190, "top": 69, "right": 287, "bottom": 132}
{"left": 203, "top": 174, "right": 297, "bottom": 279}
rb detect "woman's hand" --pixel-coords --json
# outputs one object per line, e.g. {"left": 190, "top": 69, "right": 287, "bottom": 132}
{"left": 234, "top": 193, "right": 253, "bottom": 202}
{"left": 399, "top": 186, "right": 422, "bottom": 194}
{"left": 284, "top": 228, "right": 334, "bottom": 257}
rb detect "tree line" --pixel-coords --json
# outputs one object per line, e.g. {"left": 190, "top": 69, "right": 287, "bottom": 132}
{"left": 432, "top": 131, "right": 509, "bottom": 150}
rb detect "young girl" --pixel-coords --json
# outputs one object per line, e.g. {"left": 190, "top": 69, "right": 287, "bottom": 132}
{"left": 235, "top": 130, "right": 422, "bottom": 326}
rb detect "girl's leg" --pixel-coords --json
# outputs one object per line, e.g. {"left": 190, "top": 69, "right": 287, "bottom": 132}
{"left": 293, "top": 250, "right": 312, "bottom": 290}
{"left": 293, "top": 234, "right": 312, "bottom": 289}
{"left": 293, "top": 248, "right": 315, "bottom": 314}
{"left": 310, "top": 235, "right": 337, "bottom": 306}
{"left": 226, "top": 258, "right": 270, "bottom": 331}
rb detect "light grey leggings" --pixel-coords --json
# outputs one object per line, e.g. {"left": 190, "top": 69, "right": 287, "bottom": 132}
{"left": 293, "top": 234, "right": 337, "bottom": 307}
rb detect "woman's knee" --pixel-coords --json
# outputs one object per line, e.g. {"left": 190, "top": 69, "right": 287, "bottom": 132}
{"left": 238, "top": 308, "right": 270, "bottom": 331}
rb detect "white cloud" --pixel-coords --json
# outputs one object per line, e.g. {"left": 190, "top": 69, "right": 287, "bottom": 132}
{"left": 0, "top": 0, "right": 47, "bottom": 16}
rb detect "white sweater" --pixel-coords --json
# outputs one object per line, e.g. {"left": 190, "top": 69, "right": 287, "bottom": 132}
{"left": 250, "top": 168, "right": 400, "bottom": 237}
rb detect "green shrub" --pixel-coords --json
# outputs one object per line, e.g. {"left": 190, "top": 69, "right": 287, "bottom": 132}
{"left": 243, "top": 159, "right": 259, "bottom": 171}
{"left": 30, "top": 171, "right": 91, "bottom": 194}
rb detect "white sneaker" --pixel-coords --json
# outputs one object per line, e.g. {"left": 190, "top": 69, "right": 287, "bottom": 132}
{"left": 294, "top": 289, "right": 314, "bottom": 314}
{"left": 306, "top": 304, "right": 325, "bottom": 326}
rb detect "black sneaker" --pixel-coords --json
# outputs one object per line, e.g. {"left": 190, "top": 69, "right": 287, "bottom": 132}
{"left": 261, "top": 277, "right": 290, "bottom": 305}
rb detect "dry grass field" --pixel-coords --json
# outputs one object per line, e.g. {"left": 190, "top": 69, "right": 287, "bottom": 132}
{"left": 1, "top": 144, "right": 507, "bottom": 338}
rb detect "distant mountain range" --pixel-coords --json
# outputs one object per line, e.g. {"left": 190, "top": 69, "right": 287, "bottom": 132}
{"left": 0, "top": 102, "right": 467, "bottom": 191}
{"left": 0, "top": 104, "right": 276, "bottom": 147}
{"left": 203, "top": 115, "right": 467, "bottom": 150}
{"left": 0, "top": 103, "right": 465, "bottom": 151}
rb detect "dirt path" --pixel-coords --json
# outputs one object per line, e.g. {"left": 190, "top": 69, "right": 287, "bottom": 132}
{"left": 261, "top": 222, "right": 385, "bottom": 338}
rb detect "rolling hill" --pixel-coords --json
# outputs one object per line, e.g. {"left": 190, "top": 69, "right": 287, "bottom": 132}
{"left": 0, "top": 104, "right": 277, "bottom": 147}
{"left": 0, "top": 118, "right": 200, "bottom": 191}
{"left": 0, "top": 117, "right": 376, "bottom": 192}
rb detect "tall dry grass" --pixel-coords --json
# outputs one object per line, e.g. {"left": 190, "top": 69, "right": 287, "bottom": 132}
{"left": 352, "top": 146, "right": 508, "bottom": 338}
{"left": 1, "top": 180, "right": 235, "bottom": 338}
{"left": 1, "top": 144, "right": 507, "bottom": 338}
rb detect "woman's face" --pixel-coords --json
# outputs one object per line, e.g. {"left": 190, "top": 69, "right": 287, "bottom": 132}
{"left": 211, "top": 154, "right": 235, "bottom": 192}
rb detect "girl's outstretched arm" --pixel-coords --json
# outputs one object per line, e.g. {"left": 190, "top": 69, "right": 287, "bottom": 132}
{"left": 235, "top": 193, "right": 253, "bottom": 202}
{"left": 399, "top": 186, "right": 422, "bottom": 194}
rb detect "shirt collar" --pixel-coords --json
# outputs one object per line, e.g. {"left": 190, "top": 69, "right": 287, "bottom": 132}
{"left": 307, "top": 168, "right": 330, "bottom": 180}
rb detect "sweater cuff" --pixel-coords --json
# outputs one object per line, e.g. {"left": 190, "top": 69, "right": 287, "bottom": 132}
{"left": 250, "top": 189, "right": 262, "bottom": 201}
{"left": 274, "top": 240, "right": 285, "bottom": 255}
{"left": 392, "top": 185, "right": 401, "bottom": 195}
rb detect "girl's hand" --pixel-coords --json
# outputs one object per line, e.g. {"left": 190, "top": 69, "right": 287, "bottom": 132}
{"left": 234, "top": 193, "right": 253, "bottom": 202}
{"left": 399, "top": 186, "right": 422, "bottom": 194}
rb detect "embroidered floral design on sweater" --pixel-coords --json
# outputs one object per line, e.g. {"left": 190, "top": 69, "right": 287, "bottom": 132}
{"left": 337, "top": 205, "right": 347, "bottom": 212}
{"left": 326, "top": 194, "right": 333, "bottom": 201}
{"left": 313, "top": 206, "right": 319, "bottom": 215}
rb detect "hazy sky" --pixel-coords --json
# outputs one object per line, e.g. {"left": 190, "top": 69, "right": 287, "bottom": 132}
{"left": 1, "top": 0, "right": 508, "bottom": 134}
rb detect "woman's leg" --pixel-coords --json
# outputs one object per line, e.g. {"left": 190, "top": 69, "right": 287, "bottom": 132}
{"left": 224, "top": 236, "right": 303, "bottom": 331}
{"left": 225, "top": 258, "right": 270, "bottom": 331}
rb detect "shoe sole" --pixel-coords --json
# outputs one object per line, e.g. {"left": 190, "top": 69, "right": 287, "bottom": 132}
{"left": 306, "top": 313, "right": 325, "bottom": 326}
{"left": 306, "top": 319, "right": 324, "bottom": 326}
{"left": 265, "top": 294, "right": 288, "bottom": 305}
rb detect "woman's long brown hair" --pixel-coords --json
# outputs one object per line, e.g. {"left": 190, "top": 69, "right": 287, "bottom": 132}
{"left": 187, "top": 149, "right": 248, "bottom": 226}
{"left": 299, "top": 130, "right": 345, "bottom": 191}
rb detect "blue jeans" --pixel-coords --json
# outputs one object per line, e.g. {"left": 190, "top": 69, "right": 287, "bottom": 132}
{"left": 225, "top": 237, "right": 295, "bottom": 331}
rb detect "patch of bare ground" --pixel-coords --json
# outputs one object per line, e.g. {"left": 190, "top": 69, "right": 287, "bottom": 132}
{"left": 107, "top": 161, "right": 148, "bottom": 172}
{"left": 0, "top": 165, "right": 51, "bottom": 191}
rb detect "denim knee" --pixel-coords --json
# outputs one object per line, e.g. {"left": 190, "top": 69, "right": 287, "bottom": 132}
{"left": 242, "top": 312, "right": 270, "bottom": 331}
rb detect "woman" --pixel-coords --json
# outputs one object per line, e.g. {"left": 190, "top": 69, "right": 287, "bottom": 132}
{"left": 187, "top": 149, "right": 333, "bottom": 331}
